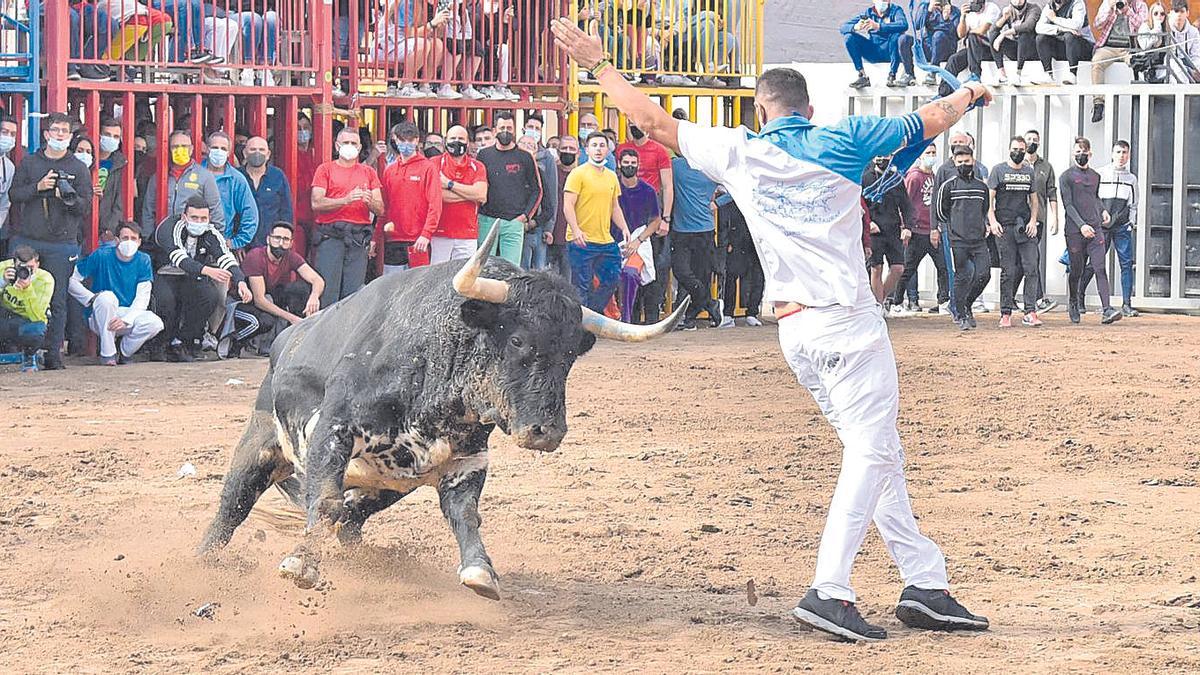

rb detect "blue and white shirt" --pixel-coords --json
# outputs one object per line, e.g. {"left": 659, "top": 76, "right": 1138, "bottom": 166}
{"left": 677, "top": 112, "right": 923, "bottom": 309}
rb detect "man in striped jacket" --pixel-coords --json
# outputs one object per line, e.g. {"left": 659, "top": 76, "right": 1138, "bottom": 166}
{"left": 149, "top": 194, "right": 251, "bottom": 362}
{"left": 1084, "top": 139, "right": 1139, "bottom": 316}
{"left": 936, "top": 145, "right": 992, "bottom": 330}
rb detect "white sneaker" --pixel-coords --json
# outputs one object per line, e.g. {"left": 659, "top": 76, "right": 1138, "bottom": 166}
{"left": 495, "top": 85, "right": 519, "bottom": 101}
{"left": 972, "top": 299, "right": 990, "bottom": 313}
{"left": 263, "top": 70, "right": 277, "bottom": 87}
{"left": 660, "top": 74, "right": 697, "bottom": 86}
{"left": 396, "top": 84, "right": 421, "bottom": 98}
{"left": 718, "top": 316, "right": 735, "bottom": 329}
{"left": 202, "top": 332, "right": 219, "bottom": 352}
{"left": 239, "top": 69, "right": 256, "bottom": 86}
{"left": 938, "top": 301, "right": 953, "bottom": 315}
{"left": 889, "top": 304, "right": 912, "bottom": 318}
{"left": 482, "top": 86, "right": 508, "bottom": 101}
{"left": 1029, "top": 71, "right": 1053, "bottom": 85}
{"left": 461, "top": 84, "right": 486, "bottom": 100}
{"left": 416, "top": 83, "right": 435, "bottom": 97}
{"left": 1010, "top": 71, "right": 1023, "bottom": 87}
{"left": 995, "top": 71, "right": 1008, "bottom": 85}
{"left": 744, "top": 315, "right": 763, "bottom": 327}
{"left": 1061, "top": 72, "right": 1076, "bottom": 85}
{"left": 436, "top": 83, "right": 463, "bottom": 99}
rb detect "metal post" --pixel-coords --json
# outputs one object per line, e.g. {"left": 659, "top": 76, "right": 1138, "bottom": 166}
{"left": 1172, "top": 93, "right": 1185, "bottom": 299}
{"left": 1135, "top": 93, "right": 1150, "bottom": 301}
{"left": 45, "top": 0, "right": 69, "bottom": 113}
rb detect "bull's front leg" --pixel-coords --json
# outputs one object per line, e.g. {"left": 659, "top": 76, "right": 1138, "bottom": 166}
{"left": 438, "top": 459, "right": 499, "bottom": 600}
{"left": 279, "top": 416, "right": 355, "bottom": 589}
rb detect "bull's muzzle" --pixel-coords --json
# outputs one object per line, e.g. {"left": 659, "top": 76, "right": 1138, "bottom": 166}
{"left": 513, "top": 423, "right": 566, "bottom": 452}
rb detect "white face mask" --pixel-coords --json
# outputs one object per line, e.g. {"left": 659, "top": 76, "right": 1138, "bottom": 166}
{"left": 207, "top": 147, "right": 229, "bottom": 168}
{"left": 74, "top": 152, "right": 93, "bottom": 168}
{"left": 922, "top": 155, "right": 937, "bottom": 169}
{"left": 185, "top": 220, "right": 209, "bottom": 237}
{"left": 46, "top": 137, "right": 70, "bottom": 153}
{"left": 99, "top": 135, "right": 120, "bottom": 154}
{"left": 117, "top": 240, "right": 140, "bottom": 258}
{"left": 339, "top": 143, "right": 359, "bottom": 161}
{"left": 874, "top": 0, "right": 889, "bottom": 14}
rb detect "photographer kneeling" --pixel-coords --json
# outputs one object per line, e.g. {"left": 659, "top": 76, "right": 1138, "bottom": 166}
{"left": 7, "top": 112, "right": 93, "bottom": 370}
{"left": 0, "top": 246, "right": 54, "bottom": 371}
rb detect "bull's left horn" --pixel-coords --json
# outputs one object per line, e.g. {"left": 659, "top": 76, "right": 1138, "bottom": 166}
{"left": 581, "top": 296, "right": 690, "bottom": 342}
{"left": 453, "top": 222, "right": 510, "bottom": 303}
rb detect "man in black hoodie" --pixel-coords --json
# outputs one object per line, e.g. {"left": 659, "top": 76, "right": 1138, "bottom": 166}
{"left": 936, "top": 145, "right": 991, "bottom": 330}
{"left": 861, "top": 155, "right": 914, "bottom": 309}
{"left": 1059, "top": 137, "right": 1122, "bottom": 325}
{"left": 95, "top": 117, "right": 129, "bottom": 242}
{"left": 7, "top": 112, "right": 93, "bottom": 369}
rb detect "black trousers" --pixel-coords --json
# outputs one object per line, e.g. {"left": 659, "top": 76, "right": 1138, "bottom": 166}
{"left": 890, "top": 232, "right": 949, "bottom": 306}
{"left": 670, "top": 231, "right": 716, "bottom": 319}
{"left": 951, "top": 240, "right": 992, "bottom": 318}
{"left": 546, "top": 242, "right": 571, "bottom": 280}
{"left": 997, "top": 224, "right": 1041, "bottom": 315}
{"left": 1036, "top": 33, "right": 1094, "bottom": 75}
{"left": 991, "top": 30, "right": 1037, "bottom": 71}
{"left": 723, "top": 246, "right": 764, "bottom": 318}
{"left": 633, "top": 234, "right": 671, "bottom": 323}
{"left": 941, "top": 34, "right": 992, "bottom": 95}
{"left": 269, "top": 280, "right": 314, "bottom": 316}
{"left": 1066, "top": 230, "right": 1112, "bottom": 310}
{"left": 151, "top": 273, "right": 222, "bottom": 347}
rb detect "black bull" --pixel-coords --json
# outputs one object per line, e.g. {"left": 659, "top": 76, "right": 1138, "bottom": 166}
{"left": 197, "top": 234, "right": 687, "bottom": 599}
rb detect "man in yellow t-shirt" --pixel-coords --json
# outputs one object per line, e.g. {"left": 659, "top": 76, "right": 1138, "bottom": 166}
{"left": 0, "top": 245, "right": 55, "bottom": 371}
{"left": 563, "top": 132, "right": 633, "bottom": 312}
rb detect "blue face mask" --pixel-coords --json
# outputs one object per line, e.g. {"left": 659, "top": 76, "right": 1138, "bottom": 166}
{"left": 207, "top": 148, "right": 229, "bottom": 167}
{"left": 0, "top": 135, "right": 16, "bottom": 154}
{"left": 395, "top": 141, "right": 416, "bottom": 157}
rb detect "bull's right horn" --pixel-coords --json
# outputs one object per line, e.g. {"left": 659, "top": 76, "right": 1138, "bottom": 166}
{"left": 453, "top": 222, "right": 510, "bottom": 303}
{"left": 581, "top": 296, "right": 690, "bottom": 342}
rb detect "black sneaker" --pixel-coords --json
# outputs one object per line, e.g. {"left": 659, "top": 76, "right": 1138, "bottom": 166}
{"left": 677, "top": 319, "right": 698, "bottom": 332}
{"left": 895, "top": 586, "right": 989, "bottom": 631}
{"left": 1121, "top": 304, "right": 1139, "bottom": 317}
{"left": 78, "top": 64, "right": 112, "bottom": 82}
{"left": 886, "top": 74, "right": 899, "bottom": 87}
{"left": 1101, "top": 307, "right": 1123, "bottom": 324}
{"left": 1068, "top": 300, "right": 1081, "bottom": 324}
{"left": 708, "top": 300, "right": 723, "bottom": 328}
{"left": 1091, "top": 101, "right": 1105, "bottom": 123}
{"left": 792, "top": 589, "right": 887, "bottom": 642}
{"left": 849, "top": 75, "right": 871, "bottom": 89}
{"left": 965, "top": 309, "right": 977, "bottom": 329}
{"left": 188, "top": 48, "right": 215, "bottom": 64}
{"left": 42, "top": 354, "right": 65, "bottom": 370}
{"left": 1078, "top": 300, "right": 1088, "bottom": 315}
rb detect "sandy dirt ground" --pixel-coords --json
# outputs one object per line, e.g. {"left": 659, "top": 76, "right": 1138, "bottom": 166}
{"left": 1, "top": 311, "right": 1198, "bottom": 673}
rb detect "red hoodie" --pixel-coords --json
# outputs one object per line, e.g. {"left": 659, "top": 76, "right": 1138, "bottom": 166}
{"left": 380, "top": 153, "right": 443, "bottom": 243}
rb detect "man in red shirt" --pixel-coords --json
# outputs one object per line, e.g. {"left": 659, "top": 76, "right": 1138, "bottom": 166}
{"left": 310, "top": 128, "right": 385, "bottom": 307}
{"left": 380, "top": 122, "right": 443, "bottom": 274}
{"left": 294, "top": 112, "right": 317, "bottom": 258}
{"left": 616, "top": 124, "right": 675, "bottom": 223}
{"left": 430, "top": 125, "right": 488, "bottom": 264}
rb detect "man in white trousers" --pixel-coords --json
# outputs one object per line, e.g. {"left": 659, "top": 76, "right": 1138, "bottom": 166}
{"left": 68, "top": 223, "right": 163, "bottom": 365}
{"left": 552, "top": 20, "right": 992, "bottom": 642}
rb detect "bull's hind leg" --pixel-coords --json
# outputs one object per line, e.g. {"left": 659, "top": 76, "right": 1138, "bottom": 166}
{"left": 197, "top": 407, "right": 281, "bottom": 554}
{"left": 438, "top": 461, "right": 499, "bottom": 600}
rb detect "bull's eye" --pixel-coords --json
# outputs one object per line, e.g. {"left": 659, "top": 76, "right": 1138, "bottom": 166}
{"left": 509, "top": 335, "right": 524, "bottom": 349}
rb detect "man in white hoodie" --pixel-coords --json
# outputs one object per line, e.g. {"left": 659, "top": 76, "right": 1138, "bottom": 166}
{"left": 1033, "top": 0, "right": 1094, "bottom": 83}
{"left": 1083, "top": 140, "right": 1139, "bottom": 317}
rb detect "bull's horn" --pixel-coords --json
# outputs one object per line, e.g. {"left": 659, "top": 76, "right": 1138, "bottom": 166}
{"left": 453, "top": 222, "right": 510, "bottom": 303}
{"left": 581, "top": 296, "right": 690, "bottom": 342}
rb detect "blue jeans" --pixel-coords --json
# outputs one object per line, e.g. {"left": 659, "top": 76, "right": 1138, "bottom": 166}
{"left": 521, "top": 231, "right": 547, "bottom": 270}
{"left": 69, "top": 6, "right": 122, "bottom": 60}
{"left": 234, "top": 11, "right": 278, "bottom": 65}
{"left": 921, "top": 31, "right": 957, "bottom": 66}
{"left": 153, "top": 0, "right": 210, "bottom": 61}
{"left": 337, "top": 15, "right": 367, "bottom": 61}
{"left": 1070, "top": 224, "right": 1136, "bottom": 305}
{"left": 10, "top": 236, "right": 80, "bottom": 359}
{"left": 942, "top": 232, "right": 957, "bottom": 318}
{"left": 845, "top": 32, "right": 915, "bottom": 76}
{"left": 0, "top": 306, "right": 46, "bottom": 351}
{"left": 670, "top": 13, "right": 737, "bottom": 72}
{"left": 568, "top": 242, "right": 621, "bottom": 312}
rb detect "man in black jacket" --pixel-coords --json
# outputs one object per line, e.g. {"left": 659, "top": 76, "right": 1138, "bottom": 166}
{"left": 149, "top": 195, "right": 251, "bottom": 361}
{"left": 7, "top": 112, "right": 93, "bottom": 369}
{"left": 936, "top": 146, "right": 991, "bottom": 330}
{"left": 96, "top": 117, "right": 129, "bottom": 242}
{"left": 861, "top": 155, "right": 914, "bottom": 309}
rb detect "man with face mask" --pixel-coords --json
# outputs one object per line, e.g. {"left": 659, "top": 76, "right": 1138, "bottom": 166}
{"left": 241, "top": 136, "right": 295, "bottom": 250}
{"left": 890, "top": 144, "right": 950, "bottom": 314}
{"left": 932, "top": 130, "right": 989, "bottom": 318}
{"left": 936, "top": 146, "right": 992, "bottom": 330}
{"left": 139, "top": 130, "right": 223, "bottom": 241}
{"left": 522, "top": 114, "right": 560, "bottom": 271}
{"left": 1024, "top": 129, "right": 1059, "bottom": 315}
{"left": 149, "top": 196, "right": 251, "bottom": 361}
{"left": 1060, "top": 137, "right": 1122, "bottom": 324}
{"left": 548, "top": 135, "right": 578, "bottom": 278}
{"left": 310, "top": 128, "right": 385, "bottom": 306}
{"left": 616, "top": 123, "right": 675, "bottom": 222}
{"left": 476, "top": 112, "right": 540, "bottom": 265}
{"left": 94, "top": 118, "right": 129, "bottom": 243}
{"left": 0, "top": 114, "right": 20, "bottom": 256}
{"left": 294, "top": 112, "right": 318, "bottom": 257}
{"left": 423, "top": 131, "right": 445, "bottom": 158}
{"left": 861, "top": 154, "right": 914, "bottom": 310}
{"left": 1082, "top": 140, "right": 1139, "bottom": 317}
{"left": 8, "top": 112, "right": 93, "bottom": 370}
{"left": 230, "top": 222, "right": 325, "bottom": 358}
{"left": 431, "top": 125, "right": 489, "bottom": 264}
{"left": 989, "top": 0, "right": 1042, "bottom": 86}
{"left": 840, "top": 0, "right": 918, "bottom": 89}
{"left": 615, "top": 148, "right": 661, "bottom": 323}
{"left": 987, "top": 136, "right": 1042, "bottom": 327}
{"left": 67, "top": 222, "right": 163, "bottom": 365}
{"left": 379, "top": 122, "right": 442, "bottom": 273}
{"left": 202, "top": 131, "right": 259, "bottom": 252}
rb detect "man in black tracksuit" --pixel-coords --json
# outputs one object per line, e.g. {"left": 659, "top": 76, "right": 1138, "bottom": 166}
{"left": 716, "top": 193, "right": 764, "bottom": 325}
{"left": 937, "top": 146, "right": 991, "bottom": 330}
{"left": 861, "top": 156, "right": 914, "bottom": 307}
{"left": 1059, "top": 137, "right": 1122, "bottom": 325}
{"left": 148, "top": 195, "right": 251, "bottom": 361}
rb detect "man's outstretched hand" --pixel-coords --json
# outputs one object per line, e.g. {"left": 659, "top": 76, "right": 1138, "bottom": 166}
{"left": 552, "top": 18, "right": 605, "bottom": 70}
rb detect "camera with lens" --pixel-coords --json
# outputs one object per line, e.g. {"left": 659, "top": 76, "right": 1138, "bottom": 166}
{"left": 12, "top": 261, "right": 32, "bottom": 281}
{"left": 1116, "top": 0, "right": 1126, "bottom": 10}
{"left": 54, "top": 171, "right": 78, "bottom": 199}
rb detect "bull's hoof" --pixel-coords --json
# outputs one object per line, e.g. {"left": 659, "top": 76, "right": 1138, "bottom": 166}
{"left": 459, "top": 564, "right": 500, "bottom": 601}
{"left": 278, "top": 555, "right": 320, "bottom": 589}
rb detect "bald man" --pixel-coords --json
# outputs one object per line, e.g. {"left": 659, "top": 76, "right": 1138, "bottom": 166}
{"left": 241, "top": 136, "right": 295, "bottom": 249}
{"left": 430, "top": 126, "right": 489, "bottom": 264}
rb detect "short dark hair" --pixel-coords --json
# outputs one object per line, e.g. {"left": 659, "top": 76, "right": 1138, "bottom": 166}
{"left": 1074, "top": 136, "right": 1091, "bottom": 151}
{"left": 270, "top": 221, "right": 294, "bottom": 234}
{"left": 494, "top": 111, "right": 515, "bottom": 123}
{"left": 547, "top": 135, "right": 560, "bottom": 144}
{"left": 1172, "top": 0, "right": 1188, "bottom": 12}
{"left": 473, "top": 125, "right": 493, "bottom": 140}
{"left": 1010, "top": 135, "right": 1027, "bottom": 145}
{"left": 12, "top": 245, "right": 38, "bottom": 262}
{"left": 70, "top": 135, "right": 92, "bottom": 152}
{"left": 117, "top": 222, "right": 140, "bottom": 238}
{"left": 952, "top": 145, "right": 973, "bottom": 157}
{"left": 672, "top": 108, "right": 689, "bottom": 121}
{"left": 183, "top": 194, "right": 210, "bottom": 212}
{"left": 526, "top": 112, "right": 544, "bottom": 126}
{"left": 1114, "top": 139, "right": 1131, "bottom": 150}
{"left": 99, "top": 116, "right": 120, "bottom": 130}
{"left": 1025, "top": 129, "right": 1041, "bottom": 138}
{"left": 756, "top": 68, "right": 811, "bottom": 114}
{"left": 392, "top": 121, "right": 420, "bottom": 141}
{"left": 618, "top": 148, "right": 639, "bottom": 162}
{"left": 44, "top": 112, "right": 72, "bottom": 130}
{"left": 0, "top": 113, "right": 17, "bottom": 127}
{"left": 585, "top": 131, "right": 609, "bottom": 146}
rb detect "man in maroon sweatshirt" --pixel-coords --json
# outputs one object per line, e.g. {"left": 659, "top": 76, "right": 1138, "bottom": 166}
{"left": 890, "top": 145, "right": 948, "bottom": 312}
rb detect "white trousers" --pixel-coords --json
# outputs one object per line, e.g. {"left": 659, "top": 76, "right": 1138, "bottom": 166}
{"left": 778, "top": 304, "right": 948, "bottom": 603}
{"left": 203, "top": 17, "right": 241, "bottom": 61}
{"left": 429, "top": 237, "right": 476, "bottom": 265}
{"left": 89, "top": 291, "right": 165, "bottom": 359}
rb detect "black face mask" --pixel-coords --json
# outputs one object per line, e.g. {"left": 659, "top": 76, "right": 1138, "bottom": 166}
{"left": 1026, "top": 141, "right": 1039, "bottom": 156}
{"left": 629, "top": 125, "right": 645, "bottom": 140}
{"left": 1075, "top": 153, "right": 1089, "bottom": 167}
{"left": 424, "top": 147, "right": 442, "bottom": 158}
{"left": 619, "top": 165, "right": 639, "bottom": 178}
{"left": 559, "top": 151, "right": 576, "bottom": 165}
{"left": 269, "top": 245, "right": 287, "bottom": 259}
{"left": 957, "top": 164, "right": 974, "bottom": 179}
{"left": 446, "top": 140, "right": 468, "bottom": 157}
{"left": 495, "top": 131, "right": 515, "bottom": 147}
{"left": 1010, "top": 149, "right": 1027, "bottom": 165}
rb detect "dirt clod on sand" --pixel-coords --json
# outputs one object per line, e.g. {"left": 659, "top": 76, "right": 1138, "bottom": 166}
{"left": 1, "top": 314, "right": 1198, "bottom": 672}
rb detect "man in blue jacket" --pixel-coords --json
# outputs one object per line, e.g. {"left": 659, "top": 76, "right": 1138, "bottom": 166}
{"left": 240, "top": 136, "right": 294, "bottom": 249}
{"left": 201, "top": 131, "right": 260, "bottom": 253}
{"left": 916, "top": 0, "right": 962, "bottom": 83}
{"left": 841, "top": 1, "right": 917, "bottom": 89}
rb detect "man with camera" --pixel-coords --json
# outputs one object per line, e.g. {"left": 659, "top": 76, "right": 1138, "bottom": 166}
{"left": 0, "top": 246, "right": 54, "bottom": 371}
{"left": 7, "top": 112, "right": 94, "bottom": 370}
{"left": 1090, "top": 0, "right": 1148, "bottom": 122}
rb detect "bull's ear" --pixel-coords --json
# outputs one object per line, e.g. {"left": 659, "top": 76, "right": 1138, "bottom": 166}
{"left": 575, "top": 331, "right": 596, "bottom": 357}
{"left": 461, "top": 299, "right": 501, "bottom": 330}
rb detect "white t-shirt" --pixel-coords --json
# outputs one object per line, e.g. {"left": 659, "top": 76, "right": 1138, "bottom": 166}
{"left": 966, "top": 2, "right": 1002, "bottom": 33}
{"left": 676, "top": 113, "right": 923, "bottom": 309}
